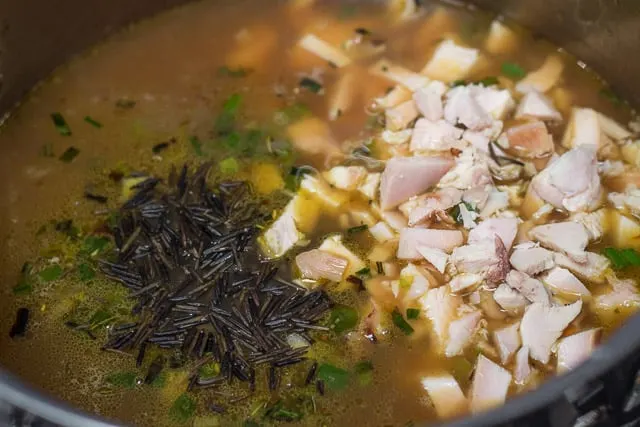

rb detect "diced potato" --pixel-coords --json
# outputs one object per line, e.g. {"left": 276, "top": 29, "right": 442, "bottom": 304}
{"left": 370, "top": 221, "right": 396, "bottom": 242}
{"left": 319, "top": 235, "right": 366, "bottom": 276}
{"left": 329, "top": 70, "right": 358, "bottom": 121}
{"left": 388, "top": 0, "right": 419, "bottom": 22}
{"left": 422, "top": 39, "right": 479, "bottom": 82}
{"left": 373, "top": 85, "right": 413, "bottom": 110}
{"left": 551, "top": 87, "right": 573, "bottom": 116}
{"left": 287, "top": 192, "right": 322, "bottom": 233}
{"left": 385, "top": 99, "right": 419, "bottom": 131}
{"left": 298, "top": 34, "right": 352, "bottom": 68}
{"left": 300, "top": 174, "right": 350, "bottom": 210}
{"left": 226, "top": 25, "right": 278, "bottom": 68}
{"left": 323, "top": 166, "right": 367, "bottom": 190}
{"left": 250, "top": 162, "right": 284, "bottom": 195}
{"left": 350, "top": 207, "right": 377, "bottom": 227}
{"left": 369, "top": 59, "right": 429, "bottom": 91}
{"left": 598, "top": 112, "right": 632, "bottom": 141}
{"left": 484, "top": 20, "right": 518, "bottom": 54}
{"left": 359, "top": 172, "right": 381, "bottom": 201}
{"left": 368, "top": 240, "right": 399, "bottom": 263}
{"left": 610, "top": 210, "right": 640, "bottom": 248}
{"left": 621, "top": 141, "right": 640, "bottom": 167}
{"left": 287, "top": 117, "right": 343, "bottom": 162}
{"left": 261, "top": 210, "right": 302, "bottom": 258}
{"left": 516, "top": 55, "right": 564, "bottom": 94}
{"left": 520, "top": 185, "right": 545, "bottom": 219}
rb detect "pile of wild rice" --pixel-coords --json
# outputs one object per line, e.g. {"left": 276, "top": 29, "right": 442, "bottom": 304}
{"left": 100, "top": 163, "right": 332, "bottom": 390}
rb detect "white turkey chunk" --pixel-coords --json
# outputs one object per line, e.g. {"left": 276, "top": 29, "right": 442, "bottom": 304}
{"left": 358, "top": 172, "right": 381, "bottom": 201}
{"left": 400, "top": 263, "right": 433, "bottom": 300}
{"left": 493, "top": 322, "right": 521, "bottom": 364}
{"left": 516, "top": 55, "right": 564, "bottom": 94}
{"left": 444, "top": 86, "right": 493, "bottom": 131}
{"left": 417, "top": 246, "right": 449, "bottom": 274}
{"left": 571, "top": 209, "right": 607, "bottom": 242}
{"left": 262, "top": 209, "right": 301, "bottom": 258}
{"left": 369, "top": 58, "right": 430, "bottom": 91}
{"left": 409, "top": 118, "right": 464, "bottom": 152}
{"left": 421, "top": 375, "right": 468, "bottom": 418}
{"left": 379, "top": 156, "right": 455, "bottom": 209}
{"left": 505, "top": 270, "right": 550, "bottom": 304}
{"left": 557, "top": 329, "right": 601, "bottom": 373}
{"left": 445, "top": 310, "right": 482, "bottom": 357}
{"left": 609, "top": 187, "right": 640, "bottom": 217}
{"left": 468, "top": 217, "right": 518, "bottom": 250}
{"left": 474, "top": 86, "right": 515, "bottom": 120}
{"left": 515, "top": 91, "right": 562, "bottom": 121}
{"left": 449, "top": 273, "right": 483, "bottom": 293}
{"left": 438, "top": 148, "right": 493, "bottom": 190}
{"left": 385, "top": 99, "right": 419, "bottom": 131}
{"left": 412, "top": 81, "right": 447, "bottom": 121}
{"left": 595, "top": 275, "right": 640, "bottom": 312}
{"left": 419, "top": 285, "right": 462, "bottom": 349}
{"left": 470, "top": 355, "right": 512, "bottom": 414}
{"left": 554, "top": 252, "right": 609, "bottom": 284}
{"left": 529, "top": 221, "right": 590, "bottom": 263}
{"left": 451, "top": 236, "right": 509, "bottom": 284}
{"left": 422, "top": 39, "right": 479, "bottom": 82}
{"left": 541, "top": 267, "right": 591, "bottom": 298}
{"left": 398, "top": 228, "right": 464, "bottom": 259}
{"left": 381, "top": 129, "right": 413, "bottom": 145}
{"left": 295, "top": 249, "right": 348, "bottom": 282}
{"left": 499, "top": 121, "right": 554, "bottom": 159}
{"left": 514, "top": 346, "right": 532, "bottom": 385}
{"left": 563, "top": 108, "right": 632, "bottom": 150}
{"left": 494, "top": 283, "right": 528, "bottom": 311}
{"left": 520, "top": 300, "right": 583, "bottom": 364}
{"left": 509, "top": 243, "right": 555, "bottom": 275}
{"left": 401, "top": 187, "right": 462, "bottom": 226}
{"left": 323, "top": 166, "right": 367, "bottom": 190}
{"left": 530, "top": 145, "right": 602, "bottom": 212}
{"left": 318, "top": 235, "right": 365, "bottom": 277}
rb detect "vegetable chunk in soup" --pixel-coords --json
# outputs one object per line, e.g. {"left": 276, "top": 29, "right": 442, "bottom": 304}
{"left": 1, "top": 0, "right": 640, "bottom": 426}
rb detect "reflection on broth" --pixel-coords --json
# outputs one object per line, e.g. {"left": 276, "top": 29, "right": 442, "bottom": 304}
{"left": 0, "top": 0, "right": 639, "bottom": 426}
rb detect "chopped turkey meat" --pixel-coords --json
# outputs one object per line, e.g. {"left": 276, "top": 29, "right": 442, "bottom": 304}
{"left": 445, "top": 310, "right": 482, "bottom": 357}
{"left": 505, "top": 270, "right": 551, "bottom": 304}
{"left": 409, "top": 118, "right": 464, "bottom": 152}
{"left": 513, "top": 346, "right": 533, "bottom": 385}
{"left": 493, "top": 322, "right": 521, "bottom": 364}
{"left": 556, "top": 329, "right": 601, "bottom": 373}
{"left": 515, "top": 91, "right": 562, "bottom": 121}
{"left": 493, "top": 283, "right": 528, "bottom": 311}
{"left": 500, "top": 121, "right": 554, "bottom": 159}
{"left": 529, "top": 221, "right": 590, "bottom": 263}
{"left": 380, "top": 156, "right": 455, "bottom": 209}
{"left": 416, "top": 246, "right": 449, "bottom": 274}
{"left": 509, "top": 244, "right": 555, "bottom": 275}
{"left": 554, "top": 252, "right": 609, "bottom": 284}
{"left": 541, "top": 267, "right": 591, "bottom": 298}
{"left": 419, "top": 285, "right": 462, "bottom": 349}
{"left": 296, "top": 249, "right": 348, "bottom": 282}
{"left": 398, "top": 228, "right": 464, "bottom": 259}
{"left": 470, "top": 355, "right": 512, "bottom": 413}
{"left": 421, "top": 375, "right": 468, "bottom": 418}
{"left": 468, "top": 217, "right": 518, "bottom": 250}
{"left": 451, "top": 236, "right": 509, "bottom": 284}
{"left": 520, "top": 300, "right": 583, "bottom": 363}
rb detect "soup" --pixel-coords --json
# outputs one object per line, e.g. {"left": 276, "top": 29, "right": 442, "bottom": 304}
{"left": 1, "top": 0, "right": 639, "bottom": 425}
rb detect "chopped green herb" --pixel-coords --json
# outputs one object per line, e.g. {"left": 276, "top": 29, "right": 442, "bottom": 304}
{"left": 265, "top": 401, "right": 303, "bottom": 422}
{"left": 284, "top": 166, "right": 311, "bottom": 191}
{"left": 38, "top": 265, "right": 63, "bottom": 282}
{"left": 449, "top": 202, "right": 477, "bottom": 225}
{"left": 451, "top": 79, "right": 468, "bottom": 87}
{"left": 14, "top": 263, "right": 34, "bottom": 295}
{"left": 83, "top": 116, "right": 103, "bottom": 128}
{"left": 223, "top": 132, "right": 241, "bottom": 150}
{"left": 115, "top": 99, "right": 136, "bottom": 109}
{"left": 347, "top": 224, "right": 368, "bottom": 234}
{"left": 243, "top": 420, "right": 261, "bottom": 427}
{"left": 89, "top": 309, "right": 114, "bottom": 329}
{"left": 59, "top": 146, "right": 80, "bottom": 163}
{"left": 501, "top": 62, "right": 526, "bottom": 79}
{"left": 376, "top": 261, "right": 384, "bottom": 274}
{"left": 399, "top": 275, "right": 414, "bottom": 289}
{"left": 406, "top": 308, "right": 420, "bottom": 320}
{"left": 77, "top": 263, "right": 96, "bottom": 281}
{"left": 275, "top": 103, "right": 311, "bottom": 125}
{"left": 355, "top": 267, "right": 371, "bottom": 277}
{"left": 317, "top": 363, "right": 350, "bottom": 390}
{"left": 353, "top": 360, "right": 374, "bottom": 386}
{"left": 40, "top": 143, "right": 55, "bottom": 157}
{"left": 81, "top": 235, "right": 110, "bottom": 256}
{"left": 198, "top": 362, "right": 220, "bottom": 379}
{"left": 217, "top": 66, "right": 253, "bottom": 78}
{"left": 478, "top": 76, "right": 500, "bottom": 87}
{"left": 105, "top": 371, "right": 138, "bottom": 389}
{"left": 214, "top": 93, "right": 243, "bottom": 135}
{"left": 600, "top": 87, "right": 623, "bottom": 106}
{"left": 54, "top": 219, "right": 79, "bottom": 239}
{"left": 150, "top": 372, "right": 167, "bottom": 388}
{"left": 299, "top": 77, "right": 324, "bottom": 94}
{"left": 328, "top": 305, "right": 358, "bottom": 334}
{"left": 189, "top": 136, "right": 204, "bottom": 156}
{"left": 392, "top": 308, "right": 414, "bottom": 336}
{"left": 51, "top": 112, "right": 72, "bottom": 136}
{"left": 219, "top": 157, "right": 239, "bottom": 175}
{"left": 169, "top": 394, "right": 197, "bottom": 424}
{"left": 603, "top": 247, "right": 640, "bottom": 269}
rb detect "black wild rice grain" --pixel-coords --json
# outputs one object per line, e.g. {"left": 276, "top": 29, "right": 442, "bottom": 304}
{"left": 9, "top": 308, "right": 29, "bottom": 338}
{"left": 98, "top": 166, "right": 333, "bottom": 398}
{"left": 316, "top": 379, "right": 325, "bottom": 396}
{"left": 305, "top": 361, "right": 318, "bottom": 385}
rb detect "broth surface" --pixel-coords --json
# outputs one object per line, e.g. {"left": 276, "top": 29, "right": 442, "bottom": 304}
{"left": 0, "top": 0, "right": 638, "bottom": 426}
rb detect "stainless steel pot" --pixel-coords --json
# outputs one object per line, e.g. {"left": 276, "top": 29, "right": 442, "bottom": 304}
{"left": 0, "top": 1, "right": 639, "bottom": 426}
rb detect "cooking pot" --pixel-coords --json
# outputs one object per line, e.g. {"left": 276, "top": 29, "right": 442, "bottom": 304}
{"left": 1, "top": 1, "right": 640, "bottom": 426}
